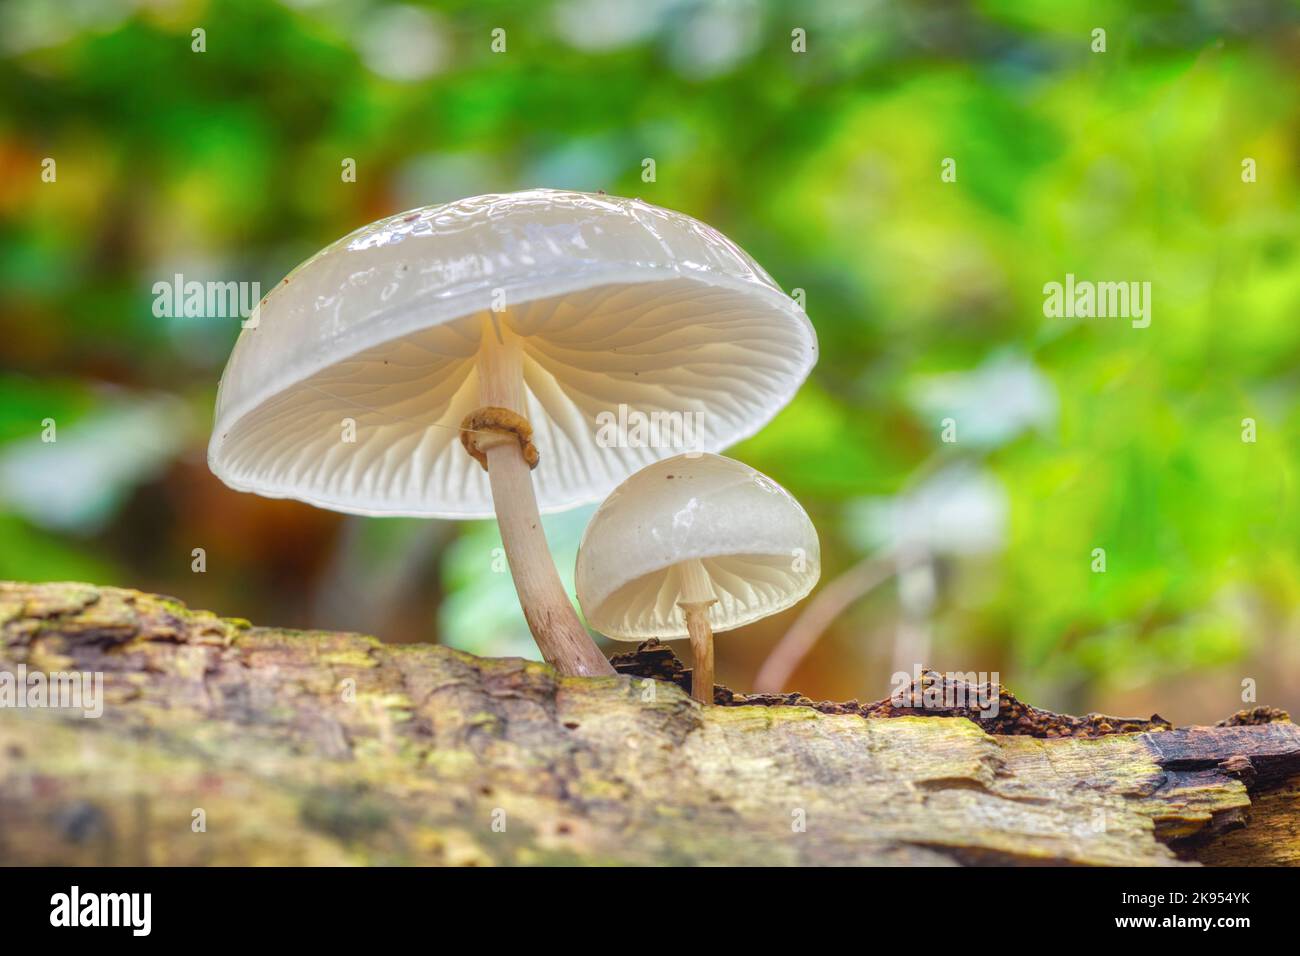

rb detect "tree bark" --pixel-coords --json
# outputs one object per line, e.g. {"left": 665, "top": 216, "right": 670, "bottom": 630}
{"left": 0, "top": 581, "right": 1296, "bottom": 866}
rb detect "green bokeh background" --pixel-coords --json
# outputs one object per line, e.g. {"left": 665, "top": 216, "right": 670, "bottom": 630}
{"left": 2, "top": 0, "right": 1298, "bottom": 721}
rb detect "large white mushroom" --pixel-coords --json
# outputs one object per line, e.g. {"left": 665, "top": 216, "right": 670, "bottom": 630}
{"left": 576, "top": 453, "right": 820, "bottom": 702}
{"left": 208, "top": 190, "right": 816, "bottom": 677}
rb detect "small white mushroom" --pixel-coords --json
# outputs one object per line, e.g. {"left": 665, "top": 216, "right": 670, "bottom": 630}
{"left": 576, "top": 453, "right": 820, "bottom": 703}
{"left": 208, "top": 190, "right": 817, "bottom": 677}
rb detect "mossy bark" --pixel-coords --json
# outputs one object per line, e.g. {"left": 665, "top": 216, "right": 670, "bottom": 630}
{"left": 0, "top": 581, "right": 1296, "bottom": 866}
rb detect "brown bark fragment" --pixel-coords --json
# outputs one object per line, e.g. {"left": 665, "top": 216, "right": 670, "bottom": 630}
{"left": 613, "top": 639, "right": 1175, "bottom": 737}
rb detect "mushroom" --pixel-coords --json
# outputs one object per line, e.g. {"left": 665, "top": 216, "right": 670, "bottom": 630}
{"left": 575, "top": 453, "right": 820, "bottom": 703}
{"left": 208, "top": 190, "right": 816, "bottom": 677}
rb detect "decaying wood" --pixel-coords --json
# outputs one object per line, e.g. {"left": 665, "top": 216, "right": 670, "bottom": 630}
{"left": 0, "top": 581, "right": 1296, "bottom": 866}
{"left": 613, "top": 639, "right": 1180, "bottom": 736}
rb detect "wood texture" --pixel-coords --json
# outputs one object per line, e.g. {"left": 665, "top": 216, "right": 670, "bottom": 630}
{"left": 0, "top": 581, "right": 1296, "bottom": 866}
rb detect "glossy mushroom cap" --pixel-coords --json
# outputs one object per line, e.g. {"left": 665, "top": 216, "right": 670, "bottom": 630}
{"left": 575, "top": 453, "right": 820, "bottom": 640}
{"left": 208, "top": 189, "right": 817, "bottom": 518}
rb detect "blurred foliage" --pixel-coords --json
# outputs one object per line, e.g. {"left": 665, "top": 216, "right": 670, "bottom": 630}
{"left": 2, "top": 0, "right": 1299, "bottom": 721}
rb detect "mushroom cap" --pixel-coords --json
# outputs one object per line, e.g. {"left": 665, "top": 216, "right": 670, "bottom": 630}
{"left": 208, "top": 189, "right": 817, "bottom": 518}
{"left": 575, "top": 453, "right": 820, "bottom": 641}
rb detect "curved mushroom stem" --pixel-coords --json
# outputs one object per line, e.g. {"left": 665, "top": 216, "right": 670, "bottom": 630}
{"left": 677, "top": 558, "right": 718, "bottom": 704}
{"left": 474, "top": 316, "right": 614, "bottom": 677}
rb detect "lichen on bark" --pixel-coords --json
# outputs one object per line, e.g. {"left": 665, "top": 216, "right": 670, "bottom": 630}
{"left": 0, "top": 581, "right": 1296, "bottom": 866}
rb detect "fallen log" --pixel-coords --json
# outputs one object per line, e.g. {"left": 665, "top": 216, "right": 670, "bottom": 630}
{"left": 0, "top": 581, "right": 1295, "bottom": 866}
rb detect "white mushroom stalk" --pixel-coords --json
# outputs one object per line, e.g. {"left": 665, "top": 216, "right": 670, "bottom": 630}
{"left": 207, "top": 190, "right": 817, "bottom": 679}
{"left": 461, "top": 317, "right": 612, "bottom": 676}
{"left": 576, "top": 453, "right": 820, "bottom": 704}
{"left": 676, "top": 558, "right": 719, "bottom": 703}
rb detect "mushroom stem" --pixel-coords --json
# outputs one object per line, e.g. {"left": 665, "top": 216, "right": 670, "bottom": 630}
{"left": 475, "top": 317, "right": 614, "bottom": 678}
{"left": 681, "top": 604, "right": 715, "bottom": 704}
{"left": 677, "top": 558, "right": 718, "bottom": 704}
